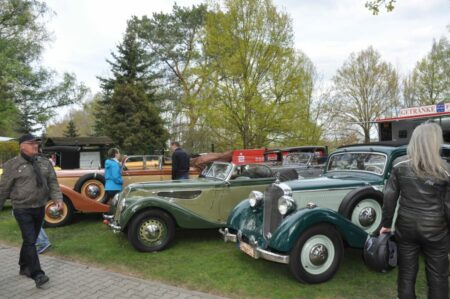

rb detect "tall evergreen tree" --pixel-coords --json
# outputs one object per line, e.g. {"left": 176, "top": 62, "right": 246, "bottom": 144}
{"left": 63, "top": 119, "right": 79, "bottom": 137}
{"left": 95, "top": 23, "right": 168, "bottom": 154}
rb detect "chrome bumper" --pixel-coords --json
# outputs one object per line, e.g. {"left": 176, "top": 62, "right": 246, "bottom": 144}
{"left": 253, "top": 246, "right": 289, "bottom": 264}
{"left": 103, "top": 214, "right": 114, "bottom": 220}
{"left": 219, "top": 228, "right": 289, "bottom": 264}
{"left": 103, "top": 214, "right": 121, "bottom": 233}
{"left": 219, "top": 228, "right": 237, "bottom": 243}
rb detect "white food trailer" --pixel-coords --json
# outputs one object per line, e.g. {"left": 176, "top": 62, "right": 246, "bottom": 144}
{"left": 376, "top": 103, "right": 450, "bottom": 143}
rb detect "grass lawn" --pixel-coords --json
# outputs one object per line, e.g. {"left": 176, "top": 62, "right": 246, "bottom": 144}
{"left": 0, "top": 207, "right": 430, "bottom": 299}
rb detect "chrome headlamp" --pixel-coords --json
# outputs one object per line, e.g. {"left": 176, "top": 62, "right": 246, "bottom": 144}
{"left": 111, "top": 193, "right": 120, "bottom": 206}
{"left": 249, "top": 191, "right": 264, "bottom": 207}
{"left": 276, "top": 182, "right": 293, "bottom": 197}
{"left": 117, "top": 198, "right": 127, "bottom": 213}
{"left": 278, "top": 195, "right": 296, "bottom": 215}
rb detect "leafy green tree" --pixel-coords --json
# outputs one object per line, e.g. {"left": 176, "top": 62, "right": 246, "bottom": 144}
{"left": 406, "top": 37, "right": 450, "bottom": 106}
{"left": 63, "top": 119, "right": 79, "bottom": 137}
{"left": 14, "top": 70, "right": 87, "bottom": 133}
{"left": 0, "top": 0, "right": 87, "bottom": 134}
{"left": 46, "top": 94, "right": 100, "bottom": 137}
{"left": 365, "top": 0, "right": 396, "bottom": 15}
{"left": 95, "top": 25, "right": 168, "bottom": 154}
{"left": 203, "top": 0, "right": 318, "bottom": 149}
{"left": 331, "top": 46, "right": 399, "bottom": 143}
{"left": 133, "top": 4, "right": 209, "bottom": 152}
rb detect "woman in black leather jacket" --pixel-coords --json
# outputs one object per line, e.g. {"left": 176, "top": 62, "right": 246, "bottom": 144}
{"left": 380, "top": 123, "right": 449, "bottom": 299}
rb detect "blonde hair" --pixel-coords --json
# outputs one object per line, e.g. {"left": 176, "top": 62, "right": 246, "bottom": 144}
{"left": 407, "top": 122, "right": 448, "bottom": 180}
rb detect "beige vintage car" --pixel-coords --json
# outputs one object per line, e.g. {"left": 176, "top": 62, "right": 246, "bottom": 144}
{"left": 56, "top": 155, "right": 198, "bottom": 203}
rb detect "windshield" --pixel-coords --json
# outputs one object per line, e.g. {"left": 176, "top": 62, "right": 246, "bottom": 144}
{"left": 204, "top": 162, "right": 233, "bottom": 180}
{"left": 326, "top": 152, "right": 387, "bottom": 175}
{"left": 282, "top": 152, "right": 312, "bottom": 166}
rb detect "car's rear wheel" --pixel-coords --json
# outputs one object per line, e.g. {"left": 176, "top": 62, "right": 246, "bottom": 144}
{"left": 289, "top": 224, "right": 343, "bottom": 284}
{"left": 44, "top": 196, "right": 74, "bottom": 227}
{"left": 128, "top": 210, "right": 175, "bottom": 252}
{"left": 338, "top": 188, "right": 383, "bottom": 235}
{"left": 350, "top": 198, "right": 382, "bottom": 234}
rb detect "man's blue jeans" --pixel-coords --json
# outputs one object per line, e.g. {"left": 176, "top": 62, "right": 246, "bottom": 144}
{"left": 13, "top": 207, "right": 45, "bottom": 279}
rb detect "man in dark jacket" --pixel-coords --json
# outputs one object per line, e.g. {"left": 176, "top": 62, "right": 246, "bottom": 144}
{"left": 0, "top": 133, "right": 63, "bottom": 288}
{"left": 170, "top": 142, "right": 190, "bottom": 180}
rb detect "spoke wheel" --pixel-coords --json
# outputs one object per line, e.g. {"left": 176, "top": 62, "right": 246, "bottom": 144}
{"left": 350, "top": 198, "right": 382, "bottom": 234}
{"left": 289, "top": 224, "right": 343, "bottom": 284}
{"left": 128, "top": 210, "right": 175, "bottom": 252}
{"left": 44, "top": 196, "right": 74, "bottom": 227}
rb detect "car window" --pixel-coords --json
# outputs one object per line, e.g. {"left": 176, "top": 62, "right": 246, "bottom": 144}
{"left": 327, "top": 152, "right": 387, "bottom": 175}
{"left": 204, "top": 163, "right": 233, "bottom": 180}
{"left": 282, "top": 153, "right": 312, "bottom": 166}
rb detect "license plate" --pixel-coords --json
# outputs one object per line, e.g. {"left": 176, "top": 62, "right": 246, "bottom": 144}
{"left": 239, "top": 242, "right": 257, "bottom": 259}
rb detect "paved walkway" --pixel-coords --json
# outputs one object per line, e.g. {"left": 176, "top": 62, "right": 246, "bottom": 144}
{"left": 0, "top": 244, "right": 227, "bottom": 299}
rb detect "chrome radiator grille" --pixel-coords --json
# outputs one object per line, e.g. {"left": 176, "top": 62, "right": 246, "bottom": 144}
{"left": 262, "top": 184, "right": 284, "bottom": 239}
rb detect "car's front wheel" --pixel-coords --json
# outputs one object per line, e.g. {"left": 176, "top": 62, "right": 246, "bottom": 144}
{"left": 128, "top": 210, "right": 175, "bottom": 252}
{"left": 44, "top": 196, "right": 74, "bottom": 227}
{"left": 289, "top": 224, "right": 343, "bottom": 284}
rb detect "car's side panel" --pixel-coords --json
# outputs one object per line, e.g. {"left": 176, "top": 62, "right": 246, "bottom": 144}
{"left": 120, "top": 197, "right": 224, "bottom": 230}
{"left": 269, "top": 208, "right": 368, "bottom": 252}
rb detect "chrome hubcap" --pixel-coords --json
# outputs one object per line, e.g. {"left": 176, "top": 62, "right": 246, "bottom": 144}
{"left": 48, "top": 205, "right": 61, "bottom": 218}
{"left": 139, "top": 219, "right": 166, "bottom": 246}
{"left": 359, "top": 207, "right": 376, "bottom": 227}
{"left": 86, "top": 185, "right": 100, "bottom": 199}
{"left": 309, "top": 244, "right": 328, "bottom": 265}
{"left": 351, "top": 199, "right": 382, "bottom": 234}
{"left": 301, "top": 235, "right": 335, "bottom": 275}
{"left": 145, "top": 224, "right": 161, "bottom": 239}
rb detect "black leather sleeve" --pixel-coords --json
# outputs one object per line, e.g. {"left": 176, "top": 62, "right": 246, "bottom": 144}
{"left": 382, "top": 166, "right": 400, "bottom": 228}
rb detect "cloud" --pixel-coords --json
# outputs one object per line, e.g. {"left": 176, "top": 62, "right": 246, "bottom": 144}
{"left": 41, "top": 0, "right": 450, "bottom": 95}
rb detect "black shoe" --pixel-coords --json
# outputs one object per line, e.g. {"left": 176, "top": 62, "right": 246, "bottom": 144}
{"left": 34, "top": 274, "right": 49, "bottom": 288}
{"left": 19, "top": 268, "right": 31, "bottom": 278}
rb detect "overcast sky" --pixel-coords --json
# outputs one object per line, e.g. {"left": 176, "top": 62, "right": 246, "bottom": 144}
{"left": 41, "top": 0, "right": 449, "bottom": 100}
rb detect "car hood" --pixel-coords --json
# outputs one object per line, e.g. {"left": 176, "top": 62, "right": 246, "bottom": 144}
{"left": 285, "top": 172, "right": 383, "bottom": 191}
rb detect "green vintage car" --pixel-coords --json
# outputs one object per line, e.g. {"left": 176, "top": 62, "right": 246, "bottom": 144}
{"left": 220, "top": 143, "right": 413, "bottom": 284}
{"left": 104, "top": 162, "right": 298, "bottom": 252}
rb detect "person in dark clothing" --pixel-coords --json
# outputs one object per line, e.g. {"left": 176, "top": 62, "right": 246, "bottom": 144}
{"left": 170, "top": 142, "right": 190, "bottom": 180}
{"left": 0, "top": 133, "right": 63, "bottom": 288}
{"left": 380, "top": 123, "right": 449, "bottom": 299}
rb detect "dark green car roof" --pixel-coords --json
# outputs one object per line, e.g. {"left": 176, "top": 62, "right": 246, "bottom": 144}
{"left": 333, "top": 143, "right": 407, "bottom": 156}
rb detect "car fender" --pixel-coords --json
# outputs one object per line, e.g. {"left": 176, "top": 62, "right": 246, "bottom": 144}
{"left": 226, "top": 198, "right": 254, "bottom": 229}
{"left": 268, "top": 208, "right": 368, "bottom": 252}
{"left": 120, "top": 197, "right": 223, "bottom": 230}
{"left": 60, "top": 184, "right": 109, "bottom": 213}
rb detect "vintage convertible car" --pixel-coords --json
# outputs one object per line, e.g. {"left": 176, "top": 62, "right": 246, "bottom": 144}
{"left": 103, "top": 162, "right": 298, "bottom": 252}
{"left": 220, "top": 143, "right": 414, "bottom": 284}
{"left": 44, "top": 184, "right": 110, "bottom": 227}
